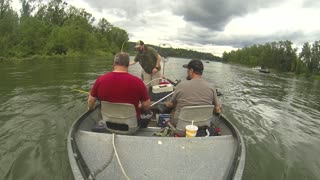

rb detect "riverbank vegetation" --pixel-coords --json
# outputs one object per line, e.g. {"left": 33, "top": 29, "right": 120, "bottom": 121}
{"left": 125, "top": 42, "right": 222, "bottom": 62}
{"left": 0, "top": 0, "right": 220, "bottom": 61}
{"left": 222, "top": 40, "right": 320, "bottom": 77}
{"left": 0, "top": 0, "right": 129, "bottom": 59}
{"left": 2, "top": 0, "right": 317, "bottom": 78}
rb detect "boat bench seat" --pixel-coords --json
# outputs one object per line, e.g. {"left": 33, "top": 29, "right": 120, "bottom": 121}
{"left": 176, "top": 105, "right": 214, "bottom": 136}
{"left": 100, "top": 101, "right": 138, "bottom": 135}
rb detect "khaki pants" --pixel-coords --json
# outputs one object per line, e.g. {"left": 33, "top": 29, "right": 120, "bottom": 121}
{"left": 141, "top": 70, "right": 161, "bottom": 90}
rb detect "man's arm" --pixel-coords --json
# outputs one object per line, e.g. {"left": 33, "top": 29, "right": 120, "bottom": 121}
{"left": 130, "top": 55, "right": 139, "bottom": 66}
{"left": 214, "top": 105, "right": 222, "bottom": 114}
{"left": 166, "top": 84, "right": 180, "bottom": 108}
{"left": 212, "top": 88, "right": 221, "bottom": 114}
{"left": 156, "top": 54, "right": 161, "bottom": 68}
{"left": 166, "top": 101, "right": 175, "bottom": 108}
{"left": 87, "top": 95, "right": 97, "bottom": 110}
{"left": 140, "top": 99, "right": 151, "bottom": 110}
{"left": 152, "top": 54, "right": 162, "bottom": 74}
{"left": 129, "top": 61, "right": 137, "bottom": 66}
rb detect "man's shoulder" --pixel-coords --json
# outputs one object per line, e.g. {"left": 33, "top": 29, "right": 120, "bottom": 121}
{"left": 177, "top": 79, "right": 211, "bottom": 89}
{"left": 176, "top": 80, "right": 189, "bottom": 89}
{"left": 146, "top": 46, "right": 157, "bottom": 53}
{"left": 127, "top": 73, "right": 144, "bottom": 83}
{"left": 97, "top": 72, "right": 112, "bottom": 79}
{"left": 127, "top": 73, "right": 141, "bottom": 79}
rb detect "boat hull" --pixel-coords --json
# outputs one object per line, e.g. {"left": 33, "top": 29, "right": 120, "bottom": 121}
{"left": 68, "top": 106, "right": 245, "bottom": 180}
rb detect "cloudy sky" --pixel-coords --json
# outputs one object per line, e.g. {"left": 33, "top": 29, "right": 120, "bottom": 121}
{"left": 12, "top": 0, "right": 320, "bottom": 56}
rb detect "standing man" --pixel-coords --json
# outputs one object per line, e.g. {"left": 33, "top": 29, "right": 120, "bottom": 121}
{"left": 129, "top": 40, "right": 162, "bottom": 89}
{"left": 88, "top": 52, "right": 151, "bottom": 123}
{"left": 166, "top": 59, "right": 221, "bottom": 126}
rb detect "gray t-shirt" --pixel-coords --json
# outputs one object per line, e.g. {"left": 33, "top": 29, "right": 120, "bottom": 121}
{"left": 170, "top": 78, "right": 219, "bottom": 122}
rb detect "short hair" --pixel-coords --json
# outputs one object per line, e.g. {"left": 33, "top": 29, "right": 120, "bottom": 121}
{"left": 114, "top": 52, "right": 129, "bottom": 67}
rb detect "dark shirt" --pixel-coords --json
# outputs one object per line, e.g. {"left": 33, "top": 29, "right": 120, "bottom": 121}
{"left": 134, "top": 46, "right": 159, "bottom": 74}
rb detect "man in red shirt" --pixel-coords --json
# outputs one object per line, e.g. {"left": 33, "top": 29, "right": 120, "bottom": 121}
{"left": 88, "top": 52, "right": 151, "bottom": 125}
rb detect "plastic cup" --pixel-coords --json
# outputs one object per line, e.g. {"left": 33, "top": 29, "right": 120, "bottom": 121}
{"left": 185, "top": 125, "right": 198, "bottom": 138}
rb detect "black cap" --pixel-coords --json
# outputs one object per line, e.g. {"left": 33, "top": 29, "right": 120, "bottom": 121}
{"left": 182, "top": 59, "right": 204, "bottom": 74}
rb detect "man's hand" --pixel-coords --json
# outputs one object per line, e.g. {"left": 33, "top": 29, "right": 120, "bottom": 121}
{"left": 129, "top": 61, "right": 137, "bottom": 66}
{"left": 152, "top": 67, "right": 158, "bottom": 74}
{"left": 214, "top": 105, "right": 222, "bottom": 114}
{"left": 87, "top": 95, "right": 97, "bottom": 111}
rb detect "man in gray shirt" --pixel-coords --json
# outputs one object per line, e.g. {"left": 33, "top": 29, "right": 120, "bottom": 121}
{"left": 166, "top": 59, "right": 221, "bottom": 126}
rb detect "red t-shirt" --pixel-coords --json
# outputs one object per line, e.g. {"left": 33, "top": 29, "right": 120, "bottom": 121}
{"left": 90, "top": 72, "right": 149, "bottom": 118}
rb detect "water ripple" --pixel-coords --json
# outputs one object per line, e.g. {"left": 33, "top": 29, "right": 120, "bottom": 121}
{"left": 1, "top": 58, "right": 320, "bottom": 180}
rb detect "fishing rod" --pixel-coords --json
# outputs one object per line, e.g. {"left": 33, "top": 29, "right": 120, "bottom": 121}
{"left": 121, "top": 41, "right": 126, "bottom": 52}
{"left": 71, "top": 89, "right": 90, "bottom": 94}
{"left": 158, "top": 43, "right": 172, "bottom": 79}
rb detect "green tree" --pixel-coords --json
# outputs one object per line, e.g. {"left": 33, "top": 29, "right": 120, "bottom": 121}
{"left": 17, "top": 17, "right": 50, "bottom": 56}
{"left": 20, "top": 0, "right": 35, "bottom": 18}
{"left": 299, "top": 42, "right": 312, "bottom": 74}
{"left": 311, "top": 41, "right": 320, "bottom": 74}
{"left": 35, "top": 0, "right": 67, "bottom": 27}
{"left": 106, "top": 27, "right": 129, "bottom": 52}
{"left": 0, "top": 0, "right": 19, "bottom": 57}
{"left": 222, "top": 40, "right": 297, "bottom": 72}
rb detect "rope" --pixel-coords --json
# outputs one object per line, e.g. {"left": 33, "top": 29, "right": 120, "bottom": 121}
{"left": 112, "top": 133, "right": 130, "bottom": 180}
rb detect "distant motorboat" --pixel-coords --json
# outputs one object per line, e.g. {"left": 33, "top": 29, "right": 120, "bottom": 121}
{"left": 252, "top": 66, "right": 261, "bottom": 70}
{"left": 252, "top": 66, "right": 270, "bottom": 73}
{"left": 259, "top": 68, "right": 270, "bottom": 73}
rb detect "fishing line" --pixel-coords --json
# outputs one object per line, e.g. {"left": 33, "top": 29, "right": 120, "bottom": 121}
{"left": 157, "top": 43, "right": 179, "bottom": 81}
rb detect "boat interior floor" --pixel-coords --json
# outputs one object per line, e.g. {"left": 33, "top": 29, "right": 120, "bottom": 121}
{"left": 75, "top": 130, "right": 236, "bottom": 180}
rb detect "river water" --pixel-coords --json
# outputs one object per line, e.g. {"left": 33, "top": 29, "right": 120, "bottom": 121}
{"left": 0, "top": 57, "right": 319, "bottom": 180}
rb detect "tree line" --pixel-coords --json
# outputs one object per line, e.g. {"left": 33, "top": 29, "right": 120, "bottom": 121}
{"left": 0, "top": 0, "right": 129, "bottom": 59}
{"left": 0, "top": 0, "right": 223, "bottom": 61}
{"left": 126, "top": 42, "right": 222, "bottom": 62}
{"left": 222, "top": 40, "right": 320, "bottom": 76}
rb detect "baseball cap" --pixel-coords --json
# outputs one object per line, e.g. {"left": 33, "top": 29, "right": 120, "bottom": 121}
{"left": 135, "top": 40, "right": 144, "bottom": 48}
{"left": 182, "top": 59, "right": 204, "bottom": 74}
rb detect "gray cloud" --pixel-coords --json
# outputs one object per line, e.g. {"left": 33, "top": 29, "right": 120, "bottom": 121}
{"left": 74, "top": 0, "right": 320, "bottom": 53}
{"left": 172, "top": 26, "right": 306, "bottom": 48}
{"left": 84, "top": 0, "right": 280, "bottom": 32}
{"left": 82, "top": 0, "right": 172, "bottom": 19}
{"left": 302, "top": 0, "right": 320, "bottom": 8}
{"left": 172, "top": 0, "right": 280, "bottom": 31}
